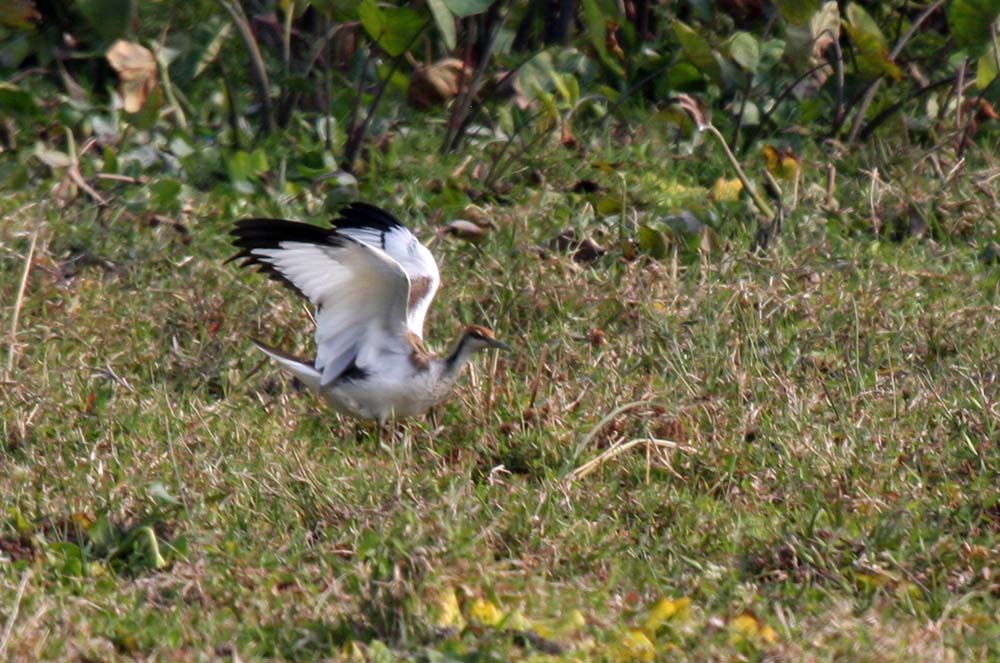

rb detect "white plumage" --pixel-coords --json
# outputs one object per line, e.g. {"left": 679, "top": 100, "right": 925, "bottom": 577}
{"left": 229, "top": 202, "right": 507, "bottom": 425}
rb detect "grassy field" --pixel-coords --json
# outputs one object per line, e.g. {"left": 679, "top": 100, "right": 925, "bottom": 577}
{"left": 2, "top": 124, "right": 998, "bottom": 661}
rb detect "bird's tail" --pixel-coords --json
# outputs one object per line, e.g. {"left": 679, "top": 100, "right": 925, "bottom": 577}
{"left": 251, "top": 338, "right": 322, "bottom": 392}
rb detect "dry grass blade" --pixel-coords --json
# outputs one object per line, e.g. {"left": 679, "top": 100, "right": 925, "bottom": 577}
{"left": 5, "top": 227, "right": 38, "bottom": 382}
{"left": 568, "top": 400, "right": 664, "bottom": 465}
{"left": 565, "top": 437, "right": 694, "bottom": 483}
{"left": 0, "top": 569, "right": 31, "bottom": 658}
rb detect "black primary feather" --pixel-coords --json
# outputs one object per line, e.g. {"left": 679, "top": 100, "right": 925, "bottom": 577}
{"left": 332, "top": 202, "right": 406, "bottom": 234}
{"left": 228, "top": 203, "right": 406, "bottom": 297}
{"left": 227, "top": 218, "right": 345, "bottom": 299}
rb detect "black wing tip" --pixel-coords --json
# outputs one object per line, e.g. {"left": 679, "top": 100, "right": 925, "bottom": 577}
{"left": 226, "top": 218, "right": 348, "bottom": 300}
{"left": 228, "top": 218, "right": 344, "bottom": 255}
{"left": 332, "top": 201, "right": 407, "bottom": 233}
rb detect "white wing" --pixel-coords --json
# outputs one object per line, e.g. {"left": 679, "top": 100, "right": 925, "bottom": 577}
{"left": 332, "top": 203, "right": 441, "bottom": 337}
{"left": 231, "top": 219, "right": 413, "bottom": 386}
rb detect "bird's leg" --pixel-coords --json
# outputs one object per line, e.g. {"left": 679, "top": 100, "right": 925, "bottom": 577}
{"left": 378, "top": 417, "right": 399, "bottom": 453}
{"left": 400, "top": 420, "right": 413, "bottom": 460}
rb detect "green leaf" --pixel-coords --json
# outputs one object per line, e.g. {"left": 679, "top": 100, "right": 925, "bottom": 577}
{"left": 75, "top": 0, "right": 136, "bottom": 42}
{"left": 844, "top": 3, "right": 901, "bottom": 80}
{"left": 0, "top": 83, "right": 37, "bottom": 116}
{"left": 87, "top": 514, "right": 117, "bottom": 556}
{"left": 581, "top": 0, "right": 624, "bottom": 77}
{"left": 673, "top": 21, "right": 714, "bottom": 68}
{"left": 783, "top": 1, "right": 840, "bottom": 73}
{"left": 7, "top": 507, "right": 32, "bottom": 536}
{"left": 227, "top": 149, "right": 270, "bottom": 184}
{"left": 149, "top": 178, "right": 181, "bottom": 210}
{"left": 550, "top": 70, "right": 577, "bottom": 104}
{"left": 427, "top": 0, "right": 456, "bottom": 50}
{"left": 776, "top": 0, "right": 819, "bottom": 25}
{"left": 638, "top": 224, "right": 668, "bottom": 259}
{"left": 949, "top": 0, "right": 1000, "bottom": 52}
{"left": 441, "top": 0, "right": 493, "bottom": 17}
{"left": 49, "top": 542, "right": 85, "bottom": 577}
{"left": 125, "top": 85, "right": 163, "bottom": 131}
{"left": 673, "top": 20, "right": 720, "bottom": 83}
{"left": 358, "top": 0, "right": 424, "bottom": 57}
{"left": 0, "top": 0, "right": 41, "bottom": 29}
{"left": 149, "top": 481, "right": 182, "bottom": 506}
{"left": 735, "top": 99, "right": 760, "bottom": 125}
{"left": 133, "top": 526, "right": 167, "bottom": 570}
{"left": 728, "top": 32, "right": 760, "bottom": 72}
{"left": 978, "top": 45, "right": 1000, "bottom": 88}
{"left": 33, "top": 142, "right": 71, "bottom": 169}
{"left": 193, "top": 21, "right": 232, "bottom": 79}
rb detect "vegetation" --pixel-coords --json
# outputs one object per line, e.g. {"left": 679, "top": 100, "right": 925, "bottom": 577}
{"left": 1, "top": 0, "right": 999, "bottom": 660}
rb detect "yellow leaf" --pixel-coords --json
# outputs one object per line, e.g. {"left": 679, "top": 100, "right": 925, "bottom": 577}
{"left": 614, "top": 629, "right": 656, "bottom": 662}
{"left": 730, "top": 613, "right": 760, "bottom": 637}
{"left": 855, "top": 569, "right": 898, "bottom": 592}
{"left": 340, "top": 640, "right": 365, "bottom": 661}
{"left": 532, "top": 608, "right": 586, "bottom": 641}
{"left": 468, "top": 598, "right": 503, "bottom": 627}
{"left": 506, "top": 610, "right": 531, "bottom": 631}
{"left": 710, "top": 177, "right": 744, "bottom": 202}
{"left": 763, "top": 144, "right": 800, "bottom": 181}
{"left": 564, "top": 609, "right": 587, "bottom": 630}
{"left": 643, "top": 596, "right": 691, "bottom": 635}
{"left": 433, "top": 588, "right": 466, "bottom": 631}
{"left": 729, "top": 612, "right": 779, "bottom": 646}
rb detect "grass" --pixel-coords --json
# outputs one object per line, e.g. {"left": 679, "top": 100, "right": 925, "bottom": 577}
{"left": 1, "top": 120, "right": 999, "bottom": 662}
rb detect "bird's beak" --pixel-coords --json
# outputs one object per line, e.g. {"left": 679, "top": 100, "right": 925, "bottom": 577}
{"left": 488, "top": 338, "right": 512, "bottom": 352}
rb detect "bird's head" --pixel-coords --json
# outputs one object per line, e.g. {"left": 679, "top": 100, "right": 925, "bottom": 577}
{"left": 462, "top": 324, "right": 511, "bottom": 353}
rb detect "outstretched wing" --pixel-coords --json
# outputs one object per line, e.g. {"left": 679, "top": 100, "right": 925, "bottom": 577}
{"left": 331, "top": 202, "right": 440, "bottom": 338}
{"left": 230, "top": 218, "right": 411, "bottom": 386}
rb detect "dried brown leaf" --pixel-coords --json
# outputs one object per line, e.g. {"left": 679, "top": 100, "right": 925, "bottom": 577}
{"left": 105, "top": 39, "right": 158, "bottom": 113}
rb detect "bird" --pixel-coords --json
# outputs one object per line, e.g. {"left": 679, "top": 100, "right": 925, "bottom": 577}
{"left": 227, "top": 202, "right": 509, "bottom": 437}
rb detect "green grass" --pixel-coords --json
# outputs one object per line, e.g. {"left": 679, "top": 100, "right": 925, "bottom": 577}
{"left": 2, "top": 124, "right": 999, "bottom": 662}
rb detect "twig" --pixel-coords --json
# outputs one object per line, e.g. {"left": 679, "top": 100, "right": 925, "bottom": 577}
{"left": 343, "top": 20, "right": 431, "bottom": 170}
{"left": 753, "top": 169, "right": 784, "bottom": 251}
{"left": 64, "top": 132, "right": 107, "bottom": 206}
{"left": 443, "top": 7, "right": 511, "bottom": 152}
{"left": 482, "top": 107, "right": 547, "bottom": 187}
{"left": 742, "top": 60, "right": 833, "bottom": 152}
{"left": 847, "top": 0, "right": 946, "bottom": 142}
{"left": 859, "top": 75, "right": 954, "bottom": 140}
{"left": 566, "top": 437, "right": 694, "bottom": 482}
{"left": 219, "top": 61, "right": 241, "bottom": 150}
{"left": 567, "top": 400, "right": 665, "bottom": 466}
{"left": 831, "top": 37, "right": 845, "bottom": 129}
{"left": 525, "top": 344, "right": 549, "bottom": 410}
{"left": 0, "top": 568, "right": 31, "bottom": 658}
{"left": 95, "top": 173, "right": 147, "bottom": 184}
{"left": 484, "top": 343, "right": 500, "bottom": 423}
{"left": 957, "top": 73, "right": 1000, "bottom": 158}
{"left": 825, "top": 163, "right": 837, "bottom": 209}
{"left": 155, "top": 31, "right": 188, "bottom": 130}
{"left": 217, "top": 0, "right": 274, "bottom": 135}
{"left": 5, "top": 228, "right": 38, "bottom": 381}
{"left": 700, "top": 121, "right": 774, "bottom": 219}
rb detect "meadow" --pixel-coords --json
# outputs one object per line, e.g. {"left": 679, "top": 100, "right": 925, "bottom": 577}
{"left": 2, "top": 1, "right": 999, "bottom": 660}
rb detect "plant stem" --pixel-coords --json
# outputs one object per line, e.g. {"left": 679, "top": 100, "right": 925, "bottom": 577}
{"left": 217, "top": 0, "right": 274, "bottom": 135}
{"left": 700, "top": 123, "right": 774, "bottom": 219}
